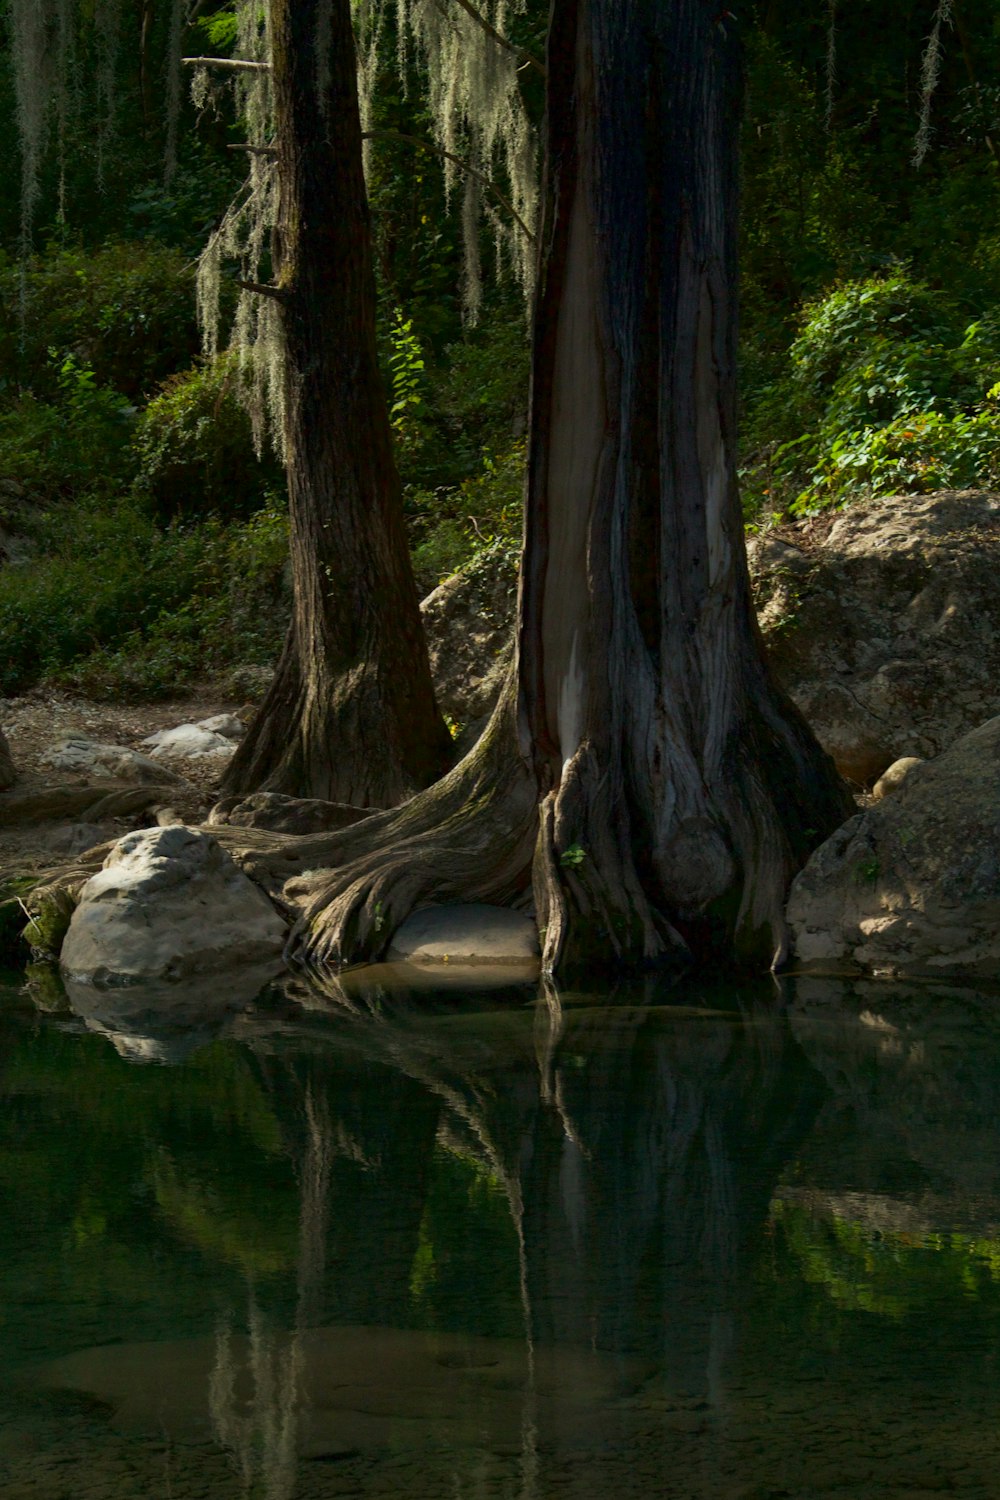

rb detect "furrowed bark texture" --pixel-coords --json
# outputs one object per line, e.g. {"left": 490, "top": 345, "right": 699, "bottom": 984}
{"left": 223, "top": 0, "right": 452, "bottom": 807}
{"left": 519, "top": 0, "right": 852, "bottom": 974}
{"left": 282, "top": 0, "right": 850, "bottom": 977}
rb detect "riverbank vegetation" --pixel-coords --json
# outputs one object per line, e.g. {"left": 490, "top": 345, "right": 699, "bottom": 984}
{"left": 0, "top": 1, "right": 997, "bottom": 704}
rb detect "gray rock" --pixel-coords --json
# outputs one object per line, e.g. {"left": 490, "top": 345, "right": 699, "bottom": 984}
{"left": 207, "top": 791, "right": 372, "bottom": 835}
{"left": 786, "top": 716, "right": 1000, "bottom": 979}
{"left": 141, "top": 724, "right": 236, "bottom": 762}
{"left": 872, "top": 756, "right": 924, "bottom": 801}
{"left": 387, "top": 903, "right": 540, "bottom": 965}
{"left": 195, "top": 713, "right": 245, "bottom": 741}
{"left": 420, "top": 546, "right": 518, "bottom": 729}
{"left": 0, "top": 727, "right": 14, "bottom": 790}
{"left": 60, "top": 825, "right": 286, "bottom": 985}
{"left": 39, "top": 736, "right": 184, "bottom": 785}
{"left": 748, "top": 490, "right": 1000, "bottom": 784}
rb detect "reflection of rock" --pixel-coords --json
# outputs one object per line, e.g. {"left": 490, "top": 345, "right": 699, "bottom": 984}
{"left": 60, "top": 826, "right": 286, "bottom": 984}
{"left": 62, "top": 960, "right": 283, "bottom": 1064}
{"left": 787, "top": 974, "right": 1000, "bottom": 1211}
{"left": 41, "top": 1323, "right": 649, "bottom": 1455}
{"left": 787, "top": 717, "right": 1000, "bottom": 979}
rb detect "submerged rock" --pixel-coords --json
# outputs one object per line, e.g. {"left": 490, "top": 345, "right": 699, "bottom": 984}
{"left": 786, "top": 716, "right": 1000, "bottom": 979}
{"left": 60, "top": 824, "right": 286, "bottom": 985}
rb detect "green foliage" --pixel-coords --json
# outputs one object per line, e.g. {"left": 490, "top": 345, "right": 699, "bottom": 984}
{"left": 742, "top": 272, "right": 1000, "bottom": 515}
{"left": 0, "top": 498, "right": 288, "bottom": 699}
{"left": 0, "top": 241, "right": 198, "bottom": 402}
{"left": 132, "top": 355, "right": 283, "bottom": 522}
{"left": 410, "top": 440, "right": 524, "bottom": 594}
{"left": 0, "top": 363, "right": 135, "bottom": 502}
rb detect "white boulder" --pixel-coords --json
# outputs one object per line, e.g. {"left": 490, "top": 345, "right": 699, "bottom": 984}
{"left": 39, "top": 736, "right": 185, "bottom": 785}
{"left": 141, "top": 725, "right": 236, "bottom": 762}
{"left": 387, "top": 903, "right": 540, "bottom": 965}
{"left": 195, "top": 713, "right": 245, "bottom": 741}
{"left": 787, "top": 716, "right": 1000, "bottom": 980}
{"left": 60, "top": 825, "right": 286, "bottom": 985}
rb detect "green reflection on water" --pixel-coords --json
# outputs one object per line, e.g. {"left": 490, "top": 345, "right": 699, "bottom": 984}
{"left": 0, "top": 970, "right": 998, "bottom": 1498}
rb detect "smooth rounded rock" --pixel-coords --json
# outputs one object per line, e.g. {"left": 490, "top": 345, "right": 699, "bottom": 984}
{"left": 60, "top": 825, "right": 286, "bottom": 985}
{"left": 387, "top": 903, "right": 540, "bottom": 966}
{"left": 872, "top": 755, "right": 924, "bottom": 801}
{"left": 141, "top": 725, "right": 235, "bottom": 762}
{"left": 39, "top": 735, "right": 184, "bottom": 785}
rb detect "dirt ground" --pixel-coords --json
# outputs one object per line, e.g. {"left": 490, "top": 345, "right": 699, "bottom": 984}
{"left": 0, "top": 686, "right": 247, "bottom": 879}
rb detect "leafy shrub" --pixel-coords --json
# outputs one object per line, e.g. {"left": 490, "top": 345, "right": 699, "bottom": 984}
{"left": 132, "top": 356, "right": 283, "bottom": 522}
{"left": 0, "top": 241, "right": 198, "bottom": 403}
{"left": 0, "top": 498, "right": 288, "bottom": 699}
{"left": 789, "top": 274, "right": 962, "bottom": 403}
{"left": 410, "top": 440, "right": 524, "bottom": 594}
{"left": 742, "top": 273, "right": 1000, "bottom": 516}
{"left": 0, "top": 355, "right": 136, "bottom": 501}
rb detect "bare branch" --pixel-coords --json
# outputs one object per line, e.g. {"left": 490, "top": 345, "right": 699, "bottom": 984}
{"left": 363, "top": 129, "right": 536, "bottom": 243}
{"left": 228, "top": 143, "right": 279, "bottom": 158}
{"left": 236, "top": 278, "right": 290, "bottom": 303}
{"left": 447, "top": 0, "right": 545, "bottom": 78}
{"left": 182, "top": 55, "right": 270, "bottom": 73}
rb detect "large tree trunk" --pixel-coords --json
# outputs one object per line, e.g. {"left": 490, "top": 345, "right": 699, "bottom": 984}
{"left": 520, "top": 0, "right": 851, "bottom": 971}
{"left": 222, "top": 0, "right": 453, "bottom": 807}
{"left": 279, "top": 0, "right": 850, "bottom": 977}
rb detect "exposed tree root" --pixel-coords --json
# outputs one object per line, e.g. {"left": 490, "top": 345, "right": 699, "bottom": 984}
{"left": 281, "top": 687, "right": 538, "bottom": 970}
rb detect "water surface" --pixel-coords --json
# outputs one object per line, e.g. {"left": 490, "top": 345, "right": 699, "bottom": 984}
{"left": 1, "top": 965, "right": 999, "bottom": 1498}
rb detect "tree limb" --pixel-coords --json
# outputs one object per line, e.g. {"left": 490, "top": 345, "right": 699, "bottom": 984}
{"left": 447, "top": 0, "right": 545, "bottom": 77}
{"left": 236, "top": 278, "right": 290, "bottom": 302}
{"left": 363, "top": 129, "right": 535, "bottom": 242}
{"left": 182, "top": 55, "right": 270, "bottom": 73}
{"left": 228, "top": 143, "right": 279, "bottom": 157}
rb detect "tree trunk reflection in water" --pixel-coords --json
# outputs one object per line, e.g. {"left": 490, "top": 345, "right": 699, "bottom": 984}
{"left": 316, "top": 980, "right": 823, "bottom": 1425}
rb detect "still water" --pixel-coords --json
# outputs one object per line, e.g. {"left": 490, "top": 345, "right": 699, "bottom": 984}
{"left": 1, "top": 964, "right": 1000, "bottom": 1499}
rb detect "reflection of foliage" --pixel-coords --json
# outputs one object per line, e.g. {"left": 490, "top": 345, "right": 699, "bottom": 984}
{"left": 769, "top": 1200, "right": 1000, "bottom": 1323}
{"left": 152, "top": 1154, "right": 296, "bottom": 1278}
{"left": 408, "top": 1142, "right": 521, "bottom": 1338}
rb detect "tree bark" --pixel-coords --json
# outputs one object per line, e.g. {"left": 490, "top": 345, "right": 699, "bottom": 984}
{"left": 276, "top": 0, "right": 851, "bottom": 977}
{"left": 222, "top": 0, "right": 453, "bottom": 807}
{"left": 519, "top": 0, "right": 851, "bottom": 973}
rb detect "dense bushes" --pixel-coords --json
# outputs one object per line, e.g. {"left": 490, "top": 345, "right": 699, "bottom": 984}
{"left": 132, "top": 356, "right": 283, "bottom": 522}
{"left": 741, "top": 273, "right": 1000, "bottom": 516}
{"left": 0, "top": 498, "right": 288, "bottom": 700}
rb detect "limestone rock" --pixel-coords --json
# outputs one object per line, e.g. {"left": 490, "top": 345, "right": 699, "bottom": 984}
{"left": 786, "top": 716, "right": 1000, "bottom": 979}
{"left": 60, "top": 825, "right": 286, "bottom": 985}
{"left": 748, "top": 490, "right": 1000, "bottom": 784}
{"left": 141, "top": 724, "right": 236, "bottom": 762}
{"left": 387, "top": 903, "right": 540, "bottom": 965}
{"left": 0, "top": 727, "right": 14, "bottom": 790}
{"left": 872, "top": 756, "right": 924, "bottom": 801}
{"left": 420, "top": 546, "right": 518, "bottom": 729}
{"left": 194, "top": 713, "right": 244, "bottom": 741}
{"left": 39, "top": 736, "right": 184, "bottom": 785}
{"left": 208, "top": 791, "right": 372, "bottom": 835}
